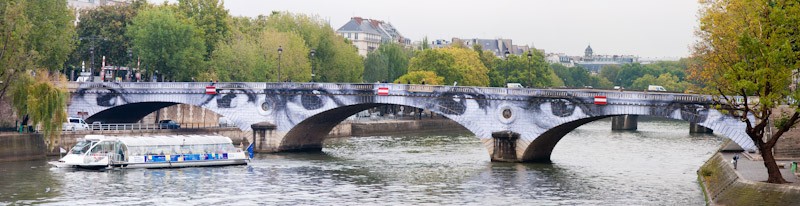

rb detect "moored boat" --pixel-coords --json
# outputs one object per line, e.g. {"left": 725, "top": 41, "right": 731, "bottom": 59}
{"left": 51, "top": 135, "right": 248, "bottom": 169}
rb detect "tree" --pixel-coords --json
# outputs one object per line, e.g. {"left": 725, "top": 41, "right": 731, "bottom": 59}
{"left": 1, "top": 0, "right": 74, "bottom": 149}
{"left": 177, "top": 0, "right": 230, "bottom": 59}
{"left": 363, "top": 43, "right": 409, "bottom": 83}
{"left": 691, "top": 0, "right": 800, "bottom": 184}
{"left": 209, "top": 28, "right": 310, "bottom": 82}
{"left": 407, "top": 47, "right": 489, "bottom": 86}
{"left": 11, "top": 71, "right": 67, "bottom": 149}
{"left": 552, "top": 64, "right": 611, "bottom": 89}
{"left": 394, "top": 71, "right": 444, "bottom": 85}
{"left": 72, "top": 2, "right": 145, "bottom": 74}
{"left": 488, "top": 50, "right": 552, "bottom": 88}
{"left": 264, "top": 12, "right": 363, "bottom": 82}
{"left": 127, "top": 6, "right": 205, "bottom": 81}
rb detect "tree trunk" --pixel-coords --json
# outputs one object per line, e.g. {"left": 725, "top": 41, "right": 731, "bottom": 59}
{"left": 760, "top": 145, "right": 788, "bottom": 184}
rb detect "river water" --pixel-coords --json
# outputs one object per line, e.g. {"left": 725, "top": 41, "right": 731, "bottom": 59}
{"left": 0, "top": 118, "right": 722, "bottom": 205}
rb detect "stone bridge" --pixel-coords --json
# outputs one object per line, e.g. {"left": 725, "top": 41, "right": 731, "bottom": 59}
{"left": 65, "top": 82, "right": 755, "bottom": 162}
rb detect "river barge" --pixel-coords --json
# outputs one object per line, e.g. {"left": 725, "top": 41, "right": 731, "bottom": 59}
{"left": 50, "top": 135, "right": 248, "bottom": 169}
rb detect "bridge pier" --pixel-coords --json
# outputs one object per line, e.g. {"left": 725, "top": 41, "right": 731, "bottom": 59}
{"left": 689, "top": 123, "right": 713, "bottom": 133}
{"left": 491, "top": 131, "right": 520, "bottom": 162}
{"left": 251, "top": 122, "right": 280, "bottom": 152}
{"left": 611, "top": 115, "right": 638, "bottom": 131}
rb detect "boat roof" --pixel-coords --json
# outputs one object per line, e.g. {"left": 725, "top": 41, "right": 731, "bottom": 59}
{"left": 82, "top": 135, "right": 233, "bottom": 146}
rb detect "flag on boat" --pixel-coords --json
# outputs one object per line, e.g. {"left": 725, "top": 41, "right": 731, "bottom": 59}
{"left": 247, "top": 143, "right": 254, "bottom": 159}
{"left": 59, "top": 147, "right": 67, "bottom": 154}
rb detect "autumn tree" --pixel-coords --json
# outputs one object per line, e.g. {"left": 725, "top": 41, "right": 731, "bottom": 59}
{"left": 691, "top": 0, "right": 800, "bottom": 183}
{"left": 264, "top": 12, "right": 363, "bottom": 82}
{"left": 394, "top": 71, "right": 444, "bottom": 85}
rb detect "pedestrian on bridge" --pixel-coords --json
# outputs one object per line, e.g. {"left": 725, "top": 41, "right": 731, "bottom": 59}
{"left": 733, "top": 153, "right": 740, "bottom": 170}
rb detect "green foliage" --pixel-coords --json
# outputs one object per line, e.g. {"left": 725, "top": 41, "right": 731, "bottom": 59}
{"left": 177, "top": 0, "right": 231, "bottom": 59}
{"left": 692, "top": 0, "right": 800, "bottom": 184}
{"left": 127, "top": 6, "right": 205, "bottom": 81}
{"left": 264, "top": 12, "right": 363, "bottom": 82}
{"left": 363, "top": 43, "right": 409, "bottom": 83}
{"left": 407, "top": 47, "right": 489, "bottom": 86}
{"left": 209, "top": 28, "right": 310, "bottom": 82}
{"left": 552, "top": 64, "right": 610, "bottom": 88}
{"left": 1, "top": 0, "right": 74, "bottom": 146}
{"left": 394, "top": 71, "right": 444, "bottom": 85}
{"left": 630, "top": 73, "right": 691, "bottom": 91}
{"left": 11, "top": 71, "right": 67, "bottom": 149}
{"left": 488, "top": 50, "right": 551, "bottom": 88}
{"left": 73, "top": 3, "right": 142, "bottom": 69}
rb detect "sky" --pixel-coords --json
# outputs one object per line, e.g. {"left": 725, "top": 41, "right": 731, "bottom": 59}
{"left": 169, "top": 0, "right": 701, "bottom": 58}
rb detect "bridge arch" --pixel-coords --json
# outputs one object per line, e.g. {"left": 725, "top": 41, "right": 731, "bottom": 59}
{"left": 519, "top": 107, "right": 754, "bottom": 162}
{"left": 85, "top": 102, "right": 179, "bottom": 123}
{"left": 279, "top": 103, "right": 476, "bottom": 151}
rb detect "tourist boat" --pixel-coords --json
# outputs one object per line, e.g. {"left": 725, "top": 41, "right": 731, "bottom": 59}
{"left": 50, "top": 135, "right": 248, "bottom": 169}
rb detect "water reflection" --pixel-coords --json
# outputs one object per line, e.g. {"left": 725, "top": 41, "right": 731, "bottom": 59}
{"left": 0, "top": 119, "right": 720, "bottom": 205}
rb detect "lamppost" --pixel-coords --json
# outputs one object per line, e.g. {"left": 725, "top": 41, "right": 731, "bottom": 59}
{"left": 504, "top": 50, "right": 510, "bottom": 86}
{"left": 527, "top": 51, "right": 533, "bottom": 88}
{"left": 310, "top": 49, "right": 316, "bottom": 82}
{"left": 127, "top": 49, "right": 132, "bottom": 82}
{"left": 90, "top": 47, "right": 95, "bottom": 82}
{"left": 277, "top": 46, "right": 283, "bottom": 82}
{"left": 79, "top": 36, "right": 106, "bottom": 82}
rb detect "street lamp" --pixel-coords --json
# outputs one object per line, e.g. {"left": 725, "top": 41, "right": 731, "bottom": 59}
{"left": 504, "top": 50, "right": 510, "bottom": 86}
{"left": 277, "top": 46, "right": 283, "bottom": 82}
{"left": 310, "top": 49, "right": 316, "bottom": 82}
{"left": 527, "top": 51, "right": 533, "bottom": 88}
{"left": 90, "top": 47, "right": 95, "bottom": 82}
{"left": 127, "top": 49, "right": 132, "bottom": 82}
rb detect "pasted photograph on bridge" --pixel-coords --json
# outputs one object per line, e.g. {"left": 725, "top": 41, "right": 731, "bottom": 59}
{"left": 2, "top": 0, "right": 800, "bottom": 205}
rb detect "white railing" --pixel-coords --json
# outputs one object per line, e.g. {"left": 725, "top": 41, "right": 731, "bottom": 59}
{"left": 64, "top": 82, "right": 736, "bottom": 104}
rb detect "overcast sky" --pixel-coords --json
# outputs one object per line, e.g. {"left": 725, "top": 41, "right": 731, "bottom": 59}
{"left": 165, "top": 0, "right": 701, "bottom": 58}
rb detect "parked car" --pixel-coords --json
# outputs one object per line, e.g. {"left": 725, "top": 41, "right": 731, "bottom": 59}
{"left": 63, "top": 117, "right": 90, "bottom": 131}
{"left": 647, "top": 85, "right": 667, "bottom": 92}
{"left": 158, "top": 120, "right": 180, "bottom": 129}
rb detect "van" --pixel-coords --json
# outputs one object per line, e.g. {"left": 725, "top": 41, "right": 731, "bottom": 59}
{"left": 647, "top": 85, "right": 667, "bottom": 92}
{"left": 506, "top": 83, "right": 524, "bottom": 88}
{"left": 63, "top": 117, "right": 90, "bottom": 131}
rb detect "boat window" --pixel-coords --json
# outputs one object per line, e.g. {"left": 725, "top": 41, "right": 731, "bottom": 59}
{"left": 90, "top": 141, "right": 115, "bottom": 155}
{"left": 70, "top": 141, "right": 94, "bottom": 154}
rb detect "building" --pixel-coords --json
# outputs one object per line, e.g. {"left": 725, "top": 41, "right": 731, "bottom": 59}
{"left": 451, "top": 38, "right": 538, "bottom": 58}
{"left": 573, "top": 45, "right": 638, "bottom": 74}
{"left": 336, "top": 17, "right": 409, "bottom": 56}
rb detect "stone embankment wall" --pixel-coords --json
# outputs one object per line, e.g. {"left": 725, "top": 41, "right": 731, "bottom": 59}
{"left": 698, "top": 153, "right": 800, "bottom": 205}
{"left": 140, "top": 104, "right": 222, "bottom": 127}
{"left": 0, "top": 133, "right": 46, "bottom": 162}
{"left": 772, "top": 106, "right": 800, "bottom": 159}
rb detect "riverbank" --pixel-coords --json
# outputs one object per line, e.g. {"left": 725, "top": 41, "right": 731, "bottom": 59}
{"left": 698, "top": 142, "right": 800, "bottom": 205}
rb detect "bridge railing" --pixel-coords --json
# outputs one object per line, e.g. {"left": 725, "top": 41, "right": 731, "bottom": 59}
{"left": 65, "top": 81, "right": 765, "bottom": 104}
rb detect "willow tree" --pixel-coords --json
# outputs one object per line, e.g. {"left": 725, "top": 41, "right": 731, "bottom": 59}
{"left": 11, "top": 71, "right": 67, "bottom": 149}
{"left": 691, "top": 0, "right": 800, "bottom": 184}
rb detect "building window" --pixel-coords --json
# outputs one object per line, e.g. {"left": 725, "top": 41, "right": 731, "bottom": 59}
{"left": 355, "top": 33, "right": 358, "bottom": 40}
{"left": 347, "top": 33, "right": 351, "bottom": 39}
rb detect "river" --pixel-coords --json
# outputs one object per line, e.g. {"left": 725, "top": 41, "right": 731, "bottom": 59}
{"left": 0, "top": 118, "right": 722, "bottom": 205}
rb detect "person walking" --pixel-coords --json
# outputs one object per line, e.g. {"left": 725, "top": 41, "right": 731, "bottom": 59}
{"left": 733, "top": 153, "right": 740, "bottom": 170}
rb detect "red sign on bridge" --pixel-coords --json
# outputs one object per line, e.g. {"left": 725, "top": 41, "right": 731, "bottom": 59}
{"left": 594, "top": 95, "right": 607, "bottom": 105}
{"left": 205, "top": 86, "right": 216, "bottom": 95}
{"left": 377, "top": 87, "right": 389, "bottom": 96}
